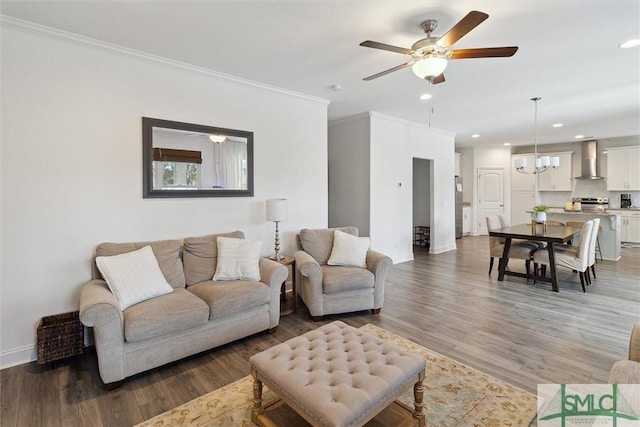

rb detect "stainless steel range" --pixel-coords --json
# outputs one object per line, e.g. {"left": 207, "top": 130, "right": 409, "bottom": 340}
{"left": 572, "top": 197, "right": 609, "bottom": 212}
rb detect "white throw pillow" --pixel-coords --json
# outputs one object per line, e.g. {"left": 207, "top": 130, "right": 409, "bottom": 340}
{"left": 213, "top": 237, "right": 262, "bottom": 281}
{"left": 95, "top": 245, "right": 174, "bottom": 310}
{"left": 327, "top": 230, "right": 370, "bottom": 268}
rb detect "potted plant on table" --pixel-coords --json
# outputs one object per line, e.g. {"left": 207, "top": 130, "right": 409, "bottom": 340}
{"left": 532, "top": 204, "right": 548, "bottom": 223}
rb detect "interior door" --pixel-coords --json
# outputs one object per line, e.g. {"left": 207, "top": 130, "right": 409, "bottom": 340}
{"left": 477, "top": 168, "right": 504, "bottom": 234}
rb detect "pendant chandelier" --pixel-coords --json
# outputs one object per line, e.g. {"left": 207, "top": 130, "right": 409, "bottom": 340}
{"left": 515, "top": 97, "right": 559, "bottom": 174}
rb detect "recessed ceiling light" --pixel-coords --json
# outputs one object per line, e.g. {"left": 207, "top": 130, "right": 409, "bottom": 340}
{"left": 471, "top": 134, "right": 480, "bottom": 138}
{"left": 575, "top": 135, "right": 585, "bottom": 139}
{"left": 620, "top": 39, "right": 640, "bottom": 48}
{"left": 503, "top": 143, "right": 511, "bottom": 146}
{"left": 552, "top": 123, "right": 563, "bottom": 128}
{"left": 419, "top": 93, "right": 432, "bottom": 100}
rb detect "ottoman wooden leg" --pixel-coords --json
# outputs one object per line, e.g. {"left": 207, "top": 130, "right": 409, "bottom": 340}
{"left": 251, "top": 368, "right": 264, "bottom": 423}
{"left": 413, "top": 369, "right": 426, "bottom": 427}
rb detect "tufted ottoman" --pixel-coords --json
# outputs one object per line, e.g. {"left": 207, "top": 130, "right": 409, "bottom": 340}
{"left": 249, "top": 321, "right": 426, "bottom": 426}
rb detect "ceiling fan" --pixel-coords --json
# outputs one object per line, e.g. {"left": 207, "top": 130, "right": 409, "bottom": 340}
{"left": 360, "top": 10, "right": 518, "bottom": 84}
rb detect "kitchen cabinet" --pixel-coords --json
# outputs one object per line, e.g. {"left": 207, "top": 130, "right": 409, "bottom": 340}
{"left": 538, "top": 152, "right": 573, "bottom": 191}
{"left": 462, "top": 206, "right": 471, "bottom": 235}
{"left": 620, "top": 211, "right": 640, "bottom": 243}
{"left": 511, "top": 154, "right": 536, "bottom": 191}
{"left": 607, "top": 146, "right": 640, "bottom": 191}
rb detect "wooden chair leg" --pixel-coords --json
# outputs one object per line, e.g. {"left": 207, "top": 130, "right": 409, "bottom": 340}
{"left": 488, "top": 257, "right": 494, "bottom": 275}
{"left": 525, "top": 260, "right": 531, "bottom": 282}
{"left": 579, "top": 272, "right": 586, "bottom": 292}
{"left": 591, "top": 264, "right": 596, "bottom": 279}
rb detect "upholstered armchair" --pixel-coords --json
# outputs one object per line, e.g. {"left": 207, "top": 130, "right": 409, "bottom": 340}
{"left": 609, "top": 323, "right": 640, "bottom": 384}
{"left": 294, "top": 227, "right": 392, "bottom": 321}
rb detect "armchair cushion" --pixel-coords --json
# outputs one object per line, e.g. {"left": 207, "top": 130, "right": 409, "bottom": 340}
{"left": 123, "top": 288, "right": 209, "bottom": 342}
{"left": 213, "top": 237, "right": 261, "bottom": 281}
{"left": 322, "top": 265, "right": 374, "bottom": 294}
{"left": 96, "top": 246, "right": 174, "bottom": 310}
{"left": 327, "top": 230, "right": 370, "bottom": 268}
{"left": 299, "top": 226, "right": 358, "bottom": 265}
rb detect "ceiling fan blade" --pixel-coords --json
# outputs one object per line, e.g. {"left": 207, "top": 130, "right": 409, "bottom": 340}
{"left": 429, "top": 73, "right": 446, "bottom": 84}
{"left": 363, "top": 62, "right": 413, "bottom": 81}
{"left": 359, "top": 40, "right": 413, "bottom": 55}
{"left": 450, "top": 46, "right": 519, "bottom": 59}
{"left": 436, "top": 10, "right": 489, "bottom": 47}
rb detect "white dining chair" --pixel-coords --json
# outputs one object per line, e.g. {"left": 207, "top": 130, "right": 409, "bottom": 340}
{"left": 586, "top": 217, "right": 600, "bottom": 284}
{"left": 533, "top": 220, "right": 593, "bottom": 292}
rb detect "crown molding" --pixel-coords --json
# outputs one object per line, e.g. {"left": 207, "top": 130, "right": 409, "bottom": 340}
{"left": 1, "top": 15, "right": 330, "bottom": 106}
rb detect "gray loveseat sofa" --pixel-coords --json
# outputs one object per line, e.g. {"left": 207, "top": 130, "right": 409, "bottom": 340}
{"left": 79, "top": 231, "right": 287, "bottom": 389}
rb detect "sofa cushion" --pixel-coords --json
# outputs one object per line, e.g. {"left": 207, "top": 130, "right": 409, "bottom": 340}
{"left": 321, "top": 265, "right": 374, "bottom": 294}
{"left": 327, "top": 230, "right": 371, "bottom": 268}
{"left": 183, "top": 231, "right": 245, "bottom": 285}
{"left": 95, "top": 239, "right": 185, "bottom": 288}
{"left": 187, "top": 280, "right": 270, "bottom": 320}
{"left": 96, "top": 245, "right": 174, "bottom": 310}
{"left": 123, "top": 288, "right": 209, "bottom": 342}
{"left": 213, "top": 237, "right": 261, "bottom": 281}
{"left": 299, "top": 227, "right": 359, "bottom": 265}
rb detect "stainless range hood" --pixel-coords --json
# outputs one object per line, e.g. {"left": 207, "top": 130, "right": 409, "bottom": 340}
{"left": 575, "top": 140, "right": 604, "bottom": 179}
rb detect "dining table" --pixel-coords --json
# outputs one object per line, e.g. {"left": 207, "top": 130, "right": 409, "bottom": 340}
{"left": 488, "top": 223, "right": 582, "bottom": 292}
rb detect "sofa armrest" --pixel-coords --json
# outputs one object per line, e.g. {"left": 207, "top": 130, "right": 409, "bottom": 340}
{"left": 259, "top": 258, "right": 288, "bottom": 328}
{"left": 79, "top": 279, "right": 126, "bottom": 384}
{"left": 294, "top": 250, "right": 322, "bottom": 279}
{"left": 629, "top": 322, "right": 640, "bottom": 362}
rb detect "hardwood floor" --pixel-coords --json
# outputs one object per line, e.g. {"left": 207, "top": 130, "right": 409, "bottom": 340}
{"left": 2, "top": 236, "right": 638, "bottom": 426}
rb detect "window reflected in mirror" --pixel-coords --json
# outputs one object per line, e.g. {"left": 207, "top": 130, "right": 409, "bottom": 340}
{"left": 142, "top": 118, "right": 253, "bottom": 198}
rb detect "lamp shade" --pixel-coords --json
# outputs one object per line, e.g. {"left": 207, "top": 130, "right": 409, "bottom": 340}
{"left": 266, "top": 198, "right": 287, "bottom": 222}
{"left": 411, "top": 57, "right": 448, "bottom": 79}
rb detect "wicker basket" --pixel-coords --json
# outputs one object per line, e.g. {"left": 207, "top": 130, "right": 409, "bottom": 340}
{"left": 37, "top": 311, "right": 84, "bottom": 364}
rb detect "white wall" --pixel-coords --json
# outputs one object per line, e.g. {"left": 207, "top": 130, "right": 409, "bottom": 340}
{"left": 369, "top": 113, "right": 456, "bottom": 262}
{"left": 328, "top": 116, "right": 370, "bottom": 235}
{"left": 1, "top": 22, "right": 329, "bottom": 367}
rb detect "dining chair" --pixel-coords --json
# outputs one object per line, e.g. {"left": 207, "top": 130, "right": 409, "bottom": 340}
{"left": 586, "top": 217, "right": 600, "bottom": 283}
{"left": 533, "top": 220, "right": 593, "bottom": 292}
{"left": 498, "top": 215, "right": 545, "bottom": 248}
{"left": 486, "top": 216, "right": 538, "bottom": 278}
{"left": 566, "top": 220, "right": 602, "bottom": 261}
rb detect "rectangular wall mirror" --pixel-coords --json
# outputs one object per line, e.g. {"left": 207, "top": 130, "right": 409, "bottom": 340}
{"left": 142, "top": 117, "right": 254, "bottom": 198}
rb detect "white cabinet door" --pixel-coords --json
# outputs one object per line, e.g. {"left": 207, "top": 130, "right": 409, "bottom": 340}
{"left": 538, "top": 152, "right": 572, "bottom": 191}
{"left": 621, "top": 212, "right": 640, "bottom": 243}
{"left": 627, "top": 147, "right": 640, "bottom": 190}
{"left": 607, "top": 146, "right": 640, "bottom": 191}
{"left": 511, "top": 192, "right": 536, "bottom": 225}
{"left": 511, "top": 155, "right": 536, "bottom": 191}
{"left": 462, "top": 206, "right": 471, "bottom": 234}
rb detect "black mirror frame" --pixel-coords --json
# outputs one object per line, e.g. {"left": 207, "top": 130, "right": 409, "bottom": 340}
{"left": 142, "top": 117, "right": 254, "bottom": 198}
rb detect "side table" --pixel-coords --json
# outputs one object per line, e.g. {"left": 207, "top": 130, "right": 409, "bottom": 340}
{"left": 272, "top": 256, "right": 296, "bottom": 316}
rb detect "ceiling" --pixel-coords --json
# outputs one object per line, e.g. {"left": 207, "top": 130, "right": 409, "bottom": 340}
{"left": 2, "top": 1, "right": 639, "bottom": 148}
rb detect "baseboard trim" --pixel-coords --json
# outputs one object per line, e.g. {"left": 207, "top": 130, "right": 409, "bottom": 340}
{"left": 0, "top": 344, "right": 36, "bottom": 370}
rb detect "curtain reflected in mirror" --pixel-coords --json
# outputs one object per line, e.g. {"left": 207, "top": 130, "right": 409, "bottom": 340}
{"left": 142, "top": 117, "right": 253, "bottom": 198}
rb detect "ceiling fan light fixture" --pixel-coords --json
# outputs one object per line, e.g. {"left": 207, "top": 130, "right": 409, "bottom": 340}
{"left": 411, "top": 56, "right": 448, "bottom": 79}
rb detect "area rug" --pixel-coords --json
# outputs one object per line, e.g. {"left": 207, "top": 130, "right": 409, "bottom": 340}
{"left": 136, "top": 324, "right": 537, "bottom": 426}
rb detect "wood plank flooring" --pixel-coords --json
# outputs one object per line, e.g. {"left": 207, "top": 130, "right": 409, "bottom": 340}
{"left": 2, "top": 236, "right": 639, "bottom": 426}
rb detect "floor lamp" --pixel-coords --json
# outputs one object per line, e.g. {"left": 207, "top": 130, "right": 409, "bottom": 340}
{"left": 266, "top": 198, "right": 287, "bottom": 260}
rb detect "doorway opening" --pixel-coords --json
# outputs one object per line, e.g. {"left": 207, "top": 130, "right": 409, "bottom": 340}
{"left": 413, "top": 158, "right": 434, "bottom": 256}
